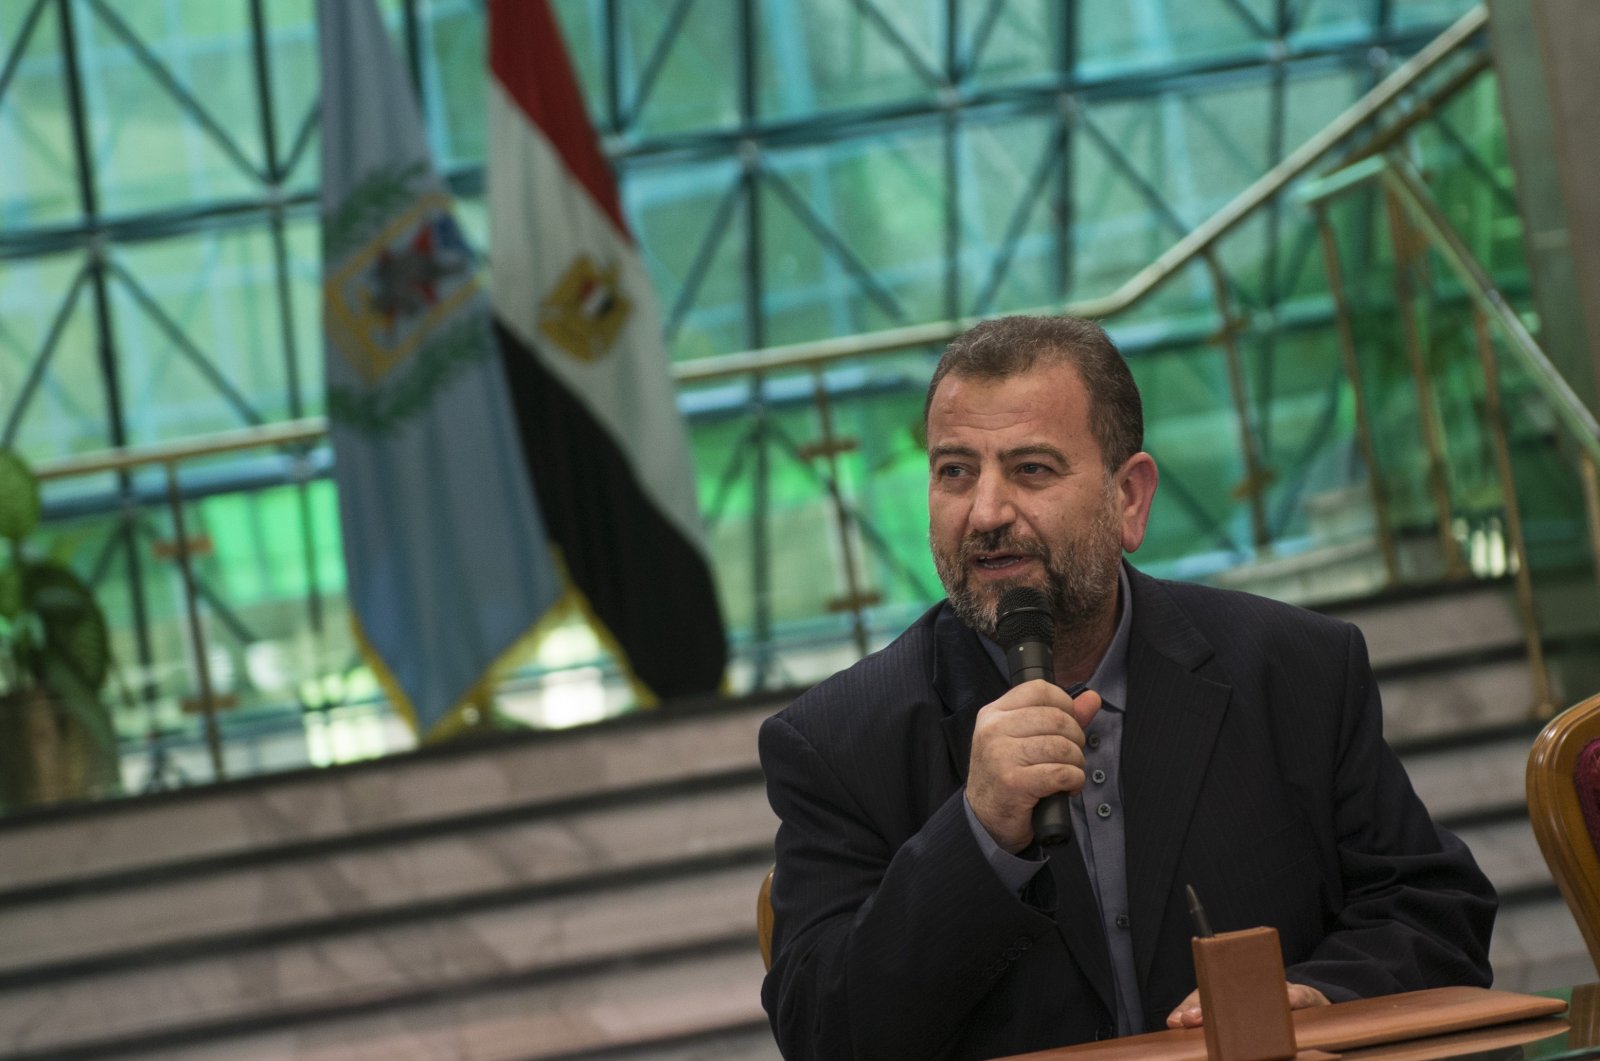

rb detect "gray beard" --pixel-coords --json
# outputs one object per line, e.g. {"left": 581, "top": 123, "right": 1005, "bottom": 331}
{"left": 932, "top": 499, "right": 1122, "bottom": 642}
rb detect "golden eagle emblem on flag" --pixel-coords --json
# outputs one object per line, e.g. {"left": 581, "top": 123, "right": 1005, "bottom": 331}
{"left": 538, "top": 255, "right": 631, "bottom": 362}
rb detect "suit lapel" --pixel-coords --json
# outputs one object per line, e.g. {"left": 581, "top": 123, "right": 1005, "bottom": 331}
{"left": 1044, "top": 828, "right": 1117, "bottom": 1014}
{"left": 932, "top": 605, "right": 1117, "bottom": 1016}
{"left": 933, "top": 605, "right": 1002, "bottom": 784}
{"left": 1120, "top": 572, "right": 1232, "bottom": 993}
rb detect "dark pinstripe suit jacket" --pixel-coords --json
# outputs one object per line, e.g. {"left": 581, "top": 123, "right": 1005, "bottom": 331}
{"left": 758, "top": 566, "right": 1496, "bottom": 1060}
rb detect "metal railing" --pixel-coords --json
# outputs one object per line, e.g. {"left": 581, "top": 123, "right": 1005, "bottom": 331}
{"left": 1300, "top": 151, "right": 1600, "bottom": 717}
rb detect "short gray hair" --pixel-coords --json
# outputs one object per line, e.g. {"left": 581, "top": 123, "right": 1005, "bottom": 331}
{"left": 924, "top": 315, "right": 1143, "bottom": 472}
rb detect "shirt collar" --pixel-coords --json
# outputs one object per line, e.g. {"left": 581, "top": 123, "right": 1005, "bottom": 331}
{"left": 978, "top": 562, "right": 1133, "bottom": 713}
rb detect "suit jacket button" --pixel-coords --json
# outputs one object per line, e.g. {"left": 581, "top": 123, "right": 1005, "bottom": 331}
{"left": 1096, "top": 1025, "right": 1116, "bottom": 1040}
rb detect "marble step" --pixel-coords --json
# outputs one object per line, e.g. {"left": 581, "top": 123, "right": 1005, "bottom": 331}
{"left": 1453, "top": 816, "right": 1563, "bottom": 900}
{"left": 0, "top": 738, "right": 1540, "bottom": 983}
{"left": 1393, "top": 722, "right": 1578, "bottom": 996}
{"left": 13, "top": 889, "right": 1570, "bottom": 1061}
{"left": 1404, "top": 728, "right": 1540, "bottom": 822}
{"left": 72, "top": 909, "right": 1580, "bottom": 1061}
{"left": 0, "top": 779, "right": 777, "bottom": 976}
{"left": 1325, "top": 580, "right": 1526, "bottom": 671}
{"left": 0, "top": 698, "right": 779, "bottom": 896}
{"left": 1379, "top": 656, "right": 1543, "bottom": 744}
{"left": 0, "top": 674, "right": 1532, "bottom": 974}
{"left": 0, "top": 858, "right": 772, "bottom": 1060}
{"left": 5, "top": 942, "right": 772, "bottom": 1061}
{"left": 53, "top": 900, "right": 1575, "bottom": 1061}
{"left": 1487, "top": 898, "right": 1592, "bottom": 995}
{"left": 1207, "top": 533, "right": 1449, "bottom": 607}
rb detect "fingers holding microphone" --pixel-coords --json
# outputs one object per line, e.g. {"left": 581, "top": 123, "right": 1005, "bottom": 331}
{"left": 966, "top": 680, "right": 1094, "bottom": 853}
{"left": 990, "top": 586, "right": 1102, "bottom": 848}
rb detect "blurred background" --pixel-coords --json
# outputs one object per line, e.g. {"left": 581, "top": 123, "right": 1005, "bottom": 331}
{"left": 1, "top": 1, "right": 1598, "bottom": 1058}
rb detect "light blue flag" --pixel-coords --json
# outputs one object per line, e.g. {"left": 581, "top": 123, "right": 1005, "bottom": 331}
{"left": 318, "top": 0, "right": 562, "bottom": 737}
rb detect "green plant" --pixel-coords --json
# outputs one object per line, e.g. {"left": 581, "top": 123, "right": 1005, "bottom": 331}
{"left": 0, "top": 448, "right": 116, "bottom": 804}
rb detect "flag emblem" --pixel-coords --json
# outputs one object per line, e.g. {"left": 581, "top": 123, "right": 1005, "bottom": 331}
{"left": 326, "top": 194, "right": 480, "bottom": 386}
{"left": 538, "top": 255, "right": 631, "bottom": 362}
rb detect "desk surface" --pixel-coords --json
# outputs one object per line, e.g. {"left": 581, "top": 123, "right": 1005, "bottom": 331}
{"left": 995, "top": 984, "right": 1600, "bottom": 1061}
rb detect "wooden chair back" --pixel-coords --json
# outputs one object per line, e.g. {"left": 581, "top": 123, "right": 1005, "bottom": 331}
{"left": 758, "top": 866, "right": 775, "bottom": 971}
{"left": 1527, "top": 691, "right": 1600, "bottom": 976}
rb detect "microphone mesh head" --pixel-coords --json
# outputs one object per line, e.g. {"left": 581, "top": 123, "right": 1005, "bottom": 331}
{"left": 995, "top": 587, "right": 1054, "bottom": 648}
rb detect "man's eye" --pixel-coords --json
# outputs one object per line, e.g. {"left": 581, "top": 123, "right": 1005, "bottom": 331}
{"left": 1018, "top": 462, "right": 1047, "bottom": 475}
{"left": 936, "top": 464, "right": 967, "bottom": 478}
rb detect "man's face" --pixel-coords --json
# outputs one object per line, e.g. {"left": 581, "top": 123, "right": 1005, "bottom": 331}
{"left": 926, "top": 359, "right": 1152, "bottom": 639}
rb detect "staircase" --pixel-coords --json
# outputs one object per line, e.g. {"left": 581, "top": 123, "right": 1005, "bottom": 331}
{"left": 0, "top": 698, "right": 784, "bottom": 1061}
{"left": 1221, "top": 538, "right": 1598, "bottom": 995}
{"left": 0, "top": 570, "right": 1590, "bottom": 1060}
{"left": 1322, "top": 575, "right": 1594, "bottom": 994}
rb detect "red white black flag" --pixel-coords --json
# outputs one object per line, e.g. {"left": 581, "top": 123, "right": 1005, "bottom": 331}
{"left": 487, "top": 0, "right": 727, "bottom": 702}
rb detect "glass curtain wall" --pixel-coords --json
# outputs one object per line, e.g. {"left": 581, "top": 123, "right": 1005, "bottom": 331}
{"left": 0, "top": 0, "right": 1494, "bottom": 793}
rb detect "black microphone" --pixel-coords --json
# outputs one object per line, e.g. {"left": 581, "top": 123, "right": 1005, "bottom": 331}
{"left": 995, "top": 586, "right": 1073, "bottom": 846}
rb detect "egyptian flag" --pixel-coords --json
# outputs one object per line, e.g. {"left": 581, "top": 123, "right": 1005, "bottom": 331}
{"left": 487, "top": 0, "right": 727, "bottom": 702}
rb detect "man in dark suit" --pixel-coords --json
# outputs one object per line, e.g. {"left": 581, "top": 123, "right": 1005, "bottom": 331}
{"left": 758, "top": 316, "right": 1496, "bottom": 1060}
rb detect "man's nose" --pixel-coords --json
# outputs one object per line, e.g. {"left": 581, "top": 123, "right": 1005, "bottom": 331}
{"left": 968, "top": 474, "right": 1016, "bottom": 532}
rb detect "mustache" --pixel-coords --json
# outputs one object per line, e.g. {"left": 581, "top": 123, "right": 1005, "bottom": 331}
{"left": 957, "top": 529, "right": 1050, "bottom": 564}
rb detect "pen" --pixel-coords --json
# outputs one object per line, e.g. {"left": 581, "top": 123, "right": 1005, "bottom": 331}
{"left": 1186, "top": 884, "right": 1215, "bottom": 938}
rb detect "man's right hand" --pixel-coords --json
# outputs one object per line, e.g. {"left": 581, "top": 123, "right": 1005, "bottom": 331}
{"left": 966, "top": 680, "right": 1098, "bottom": 853}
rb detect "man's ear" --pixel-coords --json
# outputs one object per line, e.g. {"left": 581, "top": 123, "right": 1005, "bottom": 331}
{"left": 1116, "top": 452, "right": 1159, "bottom": 553}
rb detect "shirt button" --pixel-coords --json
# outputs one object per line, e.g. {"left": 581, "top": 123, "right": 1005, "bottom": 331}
{"left": 1091, "top": 768, "right": 1106, "bottom": 784}
{"left": 1115, "top": 913, "right": 1130, "bottom": 929}
{"left": 1097, "top": 802, "right": 1112, "bottom": 819}
{"left": 1087, "top": 734, "right": 1102, "bottom": 749}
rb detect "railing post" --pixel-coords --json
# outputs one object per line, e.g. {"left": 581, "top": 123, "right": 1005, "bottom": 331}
{"left": 1581, "top": 454, "right": 1600, "bottom": 620}
{"left": 1314, "top": 205, "right": 1402, "bottom": 586}
{"left": 748, "top": 374, "right": 773, "bottom": 689}
{"left": 1203, "top": 253, "right": 1272, "bottom": 557}
{"left": 1382, "top": 187, "right": 1467, "bottom": 579}
{"left": 163, "top": 461, "right": 225, "bottom": 780}
{"left": 1472, "top": 310, "right": 1555, "bottom": 717}
{"left": 804, "top": 364, "right": 876, "bottom": 659}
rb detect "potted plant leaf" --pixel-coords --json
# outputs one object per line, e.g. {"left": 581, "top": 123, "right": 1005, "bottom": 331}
{"left": 0, "top": 448, "right": 119, "bottom": 810}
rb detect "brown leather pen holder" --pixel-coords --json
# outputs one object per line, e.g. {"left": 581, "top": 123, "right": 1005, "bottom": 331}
{"left": 1191, "top": 926, "right": 1296, "bottom": 1061}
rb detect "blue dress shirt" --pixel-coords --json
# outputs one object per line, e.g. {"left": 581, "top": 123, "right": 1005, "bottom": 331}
{"left": 962, "top": 564, "right": 1142, "bottom": 1034}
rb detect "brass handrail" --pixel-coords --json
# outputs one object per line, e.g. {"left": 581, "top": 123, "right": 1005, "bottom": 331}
{"left": 1298, "top": 151, "right": 1600, "bottom": 463}
{"left": 673, "top": 4, "right": 1490, "bottom": 385}
{"left": 1300, "top": 149, "right": 1593, "bottom": 717}
{"left": 1381, "top": 158, "right": 1600, "bottom": 461}
{"left": 35, "top": 418, "right": 327, "bottom": 481}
